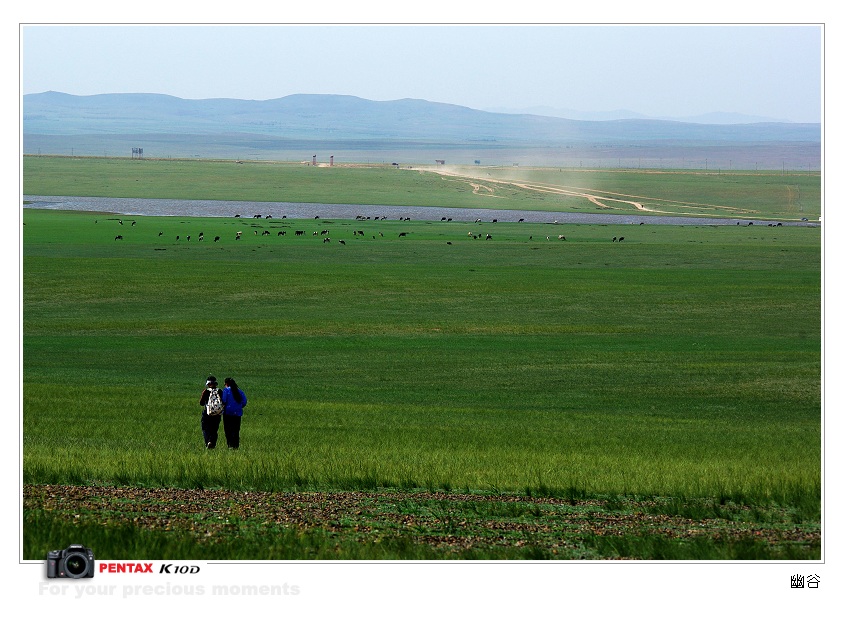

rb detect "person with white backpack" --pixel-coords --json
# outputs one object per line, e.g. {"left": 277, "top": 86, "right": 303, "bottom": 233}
{"left": 199, "top": 375, "right": 225, "bottom": 449}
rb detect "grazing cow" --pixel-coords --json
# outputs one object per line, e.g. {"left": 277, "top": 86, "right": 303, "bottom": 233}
{"left": 187, "top": 235, "right": 191, "bottom": 242}
{"left": 339, "top": 239, "right": 346, "bottom": 245}
{"left": 131, "top": 221, "right": 136, "bottom": 226}
{"left": 558, "top": 235, "right": 565, "bottom": 240}
{"left": 399, "top": 232, "right": 408, "bottom": 237}
{"left": 278, "top": 231, "right": 286, "bottom": 236}
{"left": 492, "top": 219, "right": 497, "bottom": 223}
{"left": 618, "top": 237, "right": 624, "bottom": 242}
{"left": 295, "top": 230, "right": 304, "bottom": 236}
{"left": 612, "top": 237, "right": 617, "bottom": 242}
{"left": 119, "top": 220, "right": 123, "bottom": 225}
{"left": 323, "top": 238, "right": 330, "bottom": 243}
{"left": 234, "top": 214, "right": 241, "bottom": 218}
{"left": 518, "top": 218, "right": 525, "bottom": 223}
{"left": 321, "top": 230, "right": 329, "bottom": 235}
{"left": 214, "top": 236, "right": 220, "bottom": 242}
{"left": 486, "top": 234, "right": 492, "bottom": 240}
{"left": 176, "top": 235, "right": 180, "bottom": 241}
{"left": 115, "top": 235, "right": 123, "bottom": 240}
{"left": 447, "top": 241, "right": 453, "bottom": 245}
{"left": 158, "top": 232, "right": 163, "bottom": 236}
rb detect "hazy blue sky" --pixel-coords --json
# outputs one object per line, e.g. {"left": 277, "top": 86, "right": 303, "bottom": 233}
{"left": 22, "top": 24, "right": 822, "bottom": 123}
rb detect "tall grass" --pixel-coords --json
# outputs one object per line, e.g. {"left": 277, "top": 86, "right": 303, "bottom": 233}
{"left": 23, "top": 209, "right": 820, "bottom": 506}
{"left": 25, "top": 505, "right": 818, "bottom": 561}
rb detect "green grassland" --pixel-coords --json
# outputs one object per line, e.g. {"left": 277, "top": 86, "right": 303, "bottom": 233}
{"left": 23, "top": 155, "right": 821, "bottom": 220}
{"left": 22, "top": 202, "right": 821, "bottom": 559}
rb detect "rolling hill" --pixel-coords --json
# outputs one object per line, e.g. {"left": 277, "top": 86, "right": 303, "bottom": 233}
{"left": 23, "top": 91, "right": 820, "bottom": 144}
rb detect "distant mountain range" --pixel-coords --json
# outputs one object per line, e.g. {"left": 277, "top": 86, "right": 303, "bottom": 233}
{"left": 23, "top": 91, "right": 820, "bottom": 145}
{"left": 484, "top": 105, "right": 794, "bottom": 125}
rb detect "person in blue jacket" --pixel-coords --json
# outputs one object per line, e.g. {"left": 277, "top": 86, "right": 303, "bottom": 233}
{"left": 221, "top": 377, "right": 247, "bottom": 449}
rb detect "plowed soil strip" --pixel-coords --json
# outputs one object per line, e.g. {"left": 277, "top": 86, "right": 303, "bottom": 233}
{"left": 24, "top": 484, "right": 819, "bottom": 558}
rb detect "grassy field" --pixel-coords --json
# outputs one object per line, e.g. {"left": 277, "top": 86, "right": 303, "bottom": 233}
{"left": 23, "top": 155, "right": 821, "bottom": 220}
{"left": 22, "top": 202, "right": 821, "bottom": 559}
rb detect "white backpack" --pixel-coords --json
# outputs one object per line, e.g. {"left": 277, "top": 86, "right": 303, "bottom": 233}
{"left": 206, "top": 388, "right": 224, "bottom": 416}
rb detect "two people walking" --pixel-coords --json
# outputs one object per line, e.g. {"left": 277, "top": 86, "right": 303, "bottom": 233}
{"left": 200, "top": 375, "right": 247, "bottom": 449}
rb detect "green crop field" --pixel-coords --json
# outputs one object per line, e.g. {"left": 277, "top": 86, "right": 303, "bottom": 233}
{"left": 21, "top": 159, "right": 822, "bottom": 560}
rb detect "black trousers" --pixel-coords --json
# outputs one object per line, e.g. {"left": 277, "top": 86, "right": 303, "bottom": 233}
{"left": 223, "top": 413, "right": 242, "bottom": 449}
{"left": 201, "top": 412, "right": 221, "bottom": 448}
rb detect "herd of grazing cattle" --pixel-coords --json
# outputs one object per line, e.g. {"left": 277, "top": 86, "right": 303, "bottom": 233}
{"left": 107, "top": 214, "right": 795, "bottom": 246}
{"left": 105, "top": 214, "right": 631, "bottom": 245}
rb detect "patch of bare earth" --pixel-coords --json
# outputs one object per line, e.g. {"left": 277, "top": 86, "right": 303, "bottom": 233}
{"left": 419, "top": 166, "right": 748, "bottom": 216}
{"left": 24, "top": 484, "right": 819, "bottom": 557}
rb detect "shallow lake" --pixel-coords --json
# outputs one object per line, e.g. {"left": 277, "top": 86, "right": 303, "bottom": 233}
{"left": 23, "top": 195, "right": 813, "bottom": 227}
